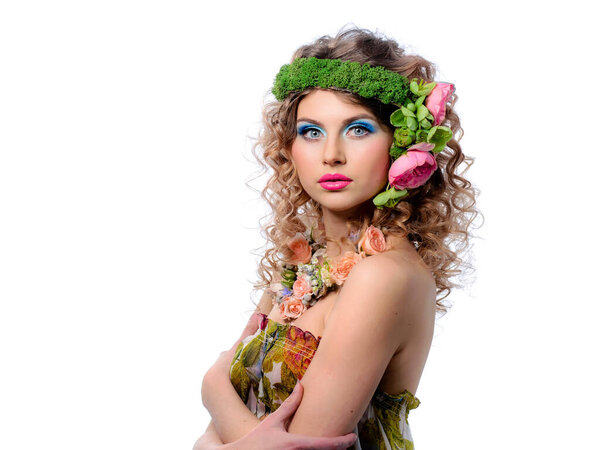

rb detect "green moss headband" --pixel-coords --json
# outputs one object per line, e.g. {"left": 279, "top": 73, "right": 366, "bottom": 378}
{"left": 272, "top": 57, "right": 411, "bottom": 105}
{"left": 272, "top": 57, "right": 455, "bottom": 209}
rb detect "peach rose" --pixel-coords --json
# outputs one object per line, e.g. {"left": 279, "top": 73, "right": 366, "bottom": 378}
{"left": 292, "top": 275, "right": 312, "bottom": 299}
{"left": 279, "top": 297, "right": 306, "bottom": 320}
{"left": 330, "top": 251, "right": 363, "bottom": 285}
{"left": 287, "top": 236, "right": 311, "bottom": 265}
{"left": 357, "top": 226, "right": 387, "bottom": 255}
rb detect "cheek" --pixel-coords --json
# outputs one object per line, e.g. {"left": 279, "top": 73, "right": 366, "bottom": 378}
{"left": 364, "top": 138, "right": 391, "bottom": 181}
{"left": 290, "top": 143, "right": 313, "bottom": 182}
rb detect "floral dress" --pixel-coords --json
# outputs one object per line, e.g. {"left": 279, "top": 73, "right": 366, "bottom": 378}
{"left": 229, "top": 313, "right": 420, "bottom": 450}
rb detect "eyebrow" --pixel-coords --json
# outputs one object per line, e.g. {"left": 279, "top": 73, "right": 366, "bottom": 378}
{"left": 296, "top": 114, "right": 378, "bottom": 128}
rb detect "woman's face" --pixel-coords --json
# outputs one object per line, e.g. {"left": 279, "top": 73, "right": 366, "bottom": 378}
{"left": 291, "top": 90, "right": 393, "bottom": 215}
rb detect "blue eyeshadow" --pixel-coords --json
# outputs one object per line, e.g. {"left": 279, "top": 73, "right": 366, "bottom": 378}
{"left": 347, "top": 120, "right": 376, "bottom": 133}
{"left": 297, "top": 123, "right": 325, "bottom": 135}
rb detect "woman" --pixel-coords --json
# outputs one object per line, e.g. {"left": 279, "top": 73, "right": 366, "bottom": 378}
{"left": 196, "top": 27, "right": 478, "bottom": 449}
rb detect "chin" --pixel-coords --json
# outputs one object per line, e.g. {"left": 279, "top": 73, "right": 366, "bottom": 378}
{"left": 317, "top": 196, "right": 376, "bottom": 215}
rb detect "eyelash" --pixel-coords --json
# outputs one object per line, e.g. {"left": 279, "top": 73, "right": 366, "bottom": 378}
{"left": 347, "top": 124, "right": 372, "bottom": 137}
{"left": 298, "top": 126, "right": 324, "bottom": 140}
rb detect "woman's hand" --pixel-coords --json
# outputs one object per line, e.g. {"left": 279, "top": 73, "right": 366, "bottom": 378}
{"left": 194, "top": 382, "right": 357, "bottom": 450}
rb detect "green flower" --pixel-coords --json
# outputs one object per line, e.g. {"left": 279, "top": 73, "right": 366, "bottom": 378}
{"left": 393, "top": 128, "right": 415, "bottom": 147}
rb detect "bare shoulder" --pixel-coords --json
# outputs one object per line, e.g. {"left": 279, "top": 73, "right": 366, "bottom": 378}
{"left": 348, "top": 249, "right": 436, "bottom": 307}
{"left": 339, "top": 249, "right": 437, "bottom": 343}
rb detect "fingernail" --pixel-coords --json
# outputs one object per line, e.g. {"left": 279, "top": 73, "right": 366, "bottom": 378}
{"left": 293, "top": 381, "right": 300, "bottom": 392}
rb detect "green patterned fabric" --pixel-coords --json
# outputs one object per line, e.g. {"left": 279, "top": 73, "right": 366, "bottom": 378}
{"left": 230, "top": 313, "right": 420, "bottom": 449}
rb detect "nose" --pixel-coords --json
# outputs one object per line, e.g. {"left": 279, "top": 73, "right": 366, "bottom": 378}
{"left": 322, "top": 135, "right": 346, "bottom": 166}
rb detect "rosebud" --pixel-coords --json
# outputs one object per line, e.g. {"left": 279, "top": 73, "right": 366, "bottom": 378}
{"left": 415, "top": 129, "right": 429, "bottom": 143}
{"left": 393, "top": 128, "right": 415, "bottom": 147}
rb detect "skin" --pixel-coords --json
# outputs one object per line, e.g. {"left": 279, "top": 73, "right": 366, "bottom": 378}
{"left": 291, "top": 89, "right": 393, "bottom": 247}
{"left": 195, "top": 315, "right": 357, "bottom": 449}
{"left": 196, "top": 89, "right": 437, "bottom": 447}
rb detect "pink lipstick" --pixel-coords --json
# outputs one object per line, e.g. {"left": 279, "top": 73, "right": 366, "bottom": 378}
{"left": 318, "top": 173, "right": 353, "bottom": 191}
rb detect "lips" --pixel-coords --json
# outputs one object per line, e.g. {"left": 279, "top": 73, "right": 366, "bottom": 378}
{"left": 318, "top": 173, "right": 353, "bottom": 182}
{"left": 318, "top": 173, "right": 353, "bottom": 191}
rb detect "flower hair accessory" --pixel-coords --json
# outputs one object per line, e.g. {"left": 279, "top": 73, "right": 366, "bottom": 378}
{"left": 270, "top": 225, "right": 387, "bottom": 321}
{"left": 373, "top": 80, "right": 455, "bottom": 208}
{"left": 272, "top": 57, "right": 411, "bottom": 105}
{"left": 271, "top": 57, "right": 455, "bottom": 209}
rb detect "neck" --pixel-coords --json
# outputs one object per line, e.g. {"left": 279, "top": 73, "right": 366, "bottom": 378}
{"left": 320, "top": 207, "right": 359, "bottom": 258}
{"left": 321, "top": 208, "right": 351, "bottom": 240}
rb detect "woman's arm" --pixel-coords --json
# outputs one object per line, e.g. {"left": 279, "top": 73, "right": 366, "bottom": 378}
{"left": 284, "top": 253, "right": 435, "bottom": 437}
{"left": 202, "top": 364, "right": 261, "bottom": 443}
{"left": 204, "top": 257, "right": 433, "bottom": 441}
{"left": 201, "top": 293, "right": 274, "bottom": 443}
{"left": 192, "top": 420, "right": 225, "bottom": 450}
{"left": 195, "top": 384, "right": 357, "bottom": 449}
{"left": 201, "top": 313, "right": 262, "bottom": 443}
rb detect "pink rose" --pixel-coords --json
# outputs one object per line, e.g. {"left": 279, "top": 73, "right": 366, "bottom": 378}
{"left": 330, "top": 251, "right": 363, "bottom": 285}
{"left": 292, "top": 275, "right": 312, "bottom": 299}
{"left": 425, "top": 82, "right": 455, "bottom": 126}
{"left": 388, "top": 150, "right": 437, "bottom": 190}
{"left": 279, "top": 297, "right": 306, "bottom": 320}
{"left": 287, "top": 236, "right": 311, "bottom": 265}
{"left": 357, "top": 226, "right": 387, "bottom": 255}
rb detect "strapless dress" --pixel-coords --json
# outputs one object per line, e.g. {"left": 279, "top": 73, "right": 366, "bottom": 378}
{"left": 229, "top": 313, "right": 420, "bottom": 449}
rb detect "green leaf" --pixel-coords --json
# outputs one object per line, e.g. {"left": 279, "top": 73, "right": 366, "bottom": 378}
{"left": 410, "top": 80, "right": 419, "bottom": 95}
{"left": 415, "top": 96, "right": 425, "bottom": 107}
{"left": 233, "top": 342, "right": 244, "bottom": 361}
{"left": 282, "top": 269, "right": 296, "bottom": 281}
{"left": 242, "top": 339, "right": 262, "bottom": 367}
{"left": 388, "top": 188, "right": 408, "bottom": 199}
{"left": 407, "top": 116, "right": 418, "bottom": 131}
{"left": 421, "top": 81, "right": 436, "bottom": 96}
{"left": 407, "top": 103, "right": 416, "bottom": 112}
{"left": 390, "top": 109, "right": 405, "bottom": 127}
{"left": 401, "top": 106, "right": 415, "bottom": 117}
{"left": 373, "top": 190, "right": 392, "bottom": 206}
{"left": 416, "top": 105, "right": 429, "bottom": 122}
{"left": 419, "top": 118, "right": 432, "bottom": 130}
{"left": 384, "top": 193, "right": 407, "bottom": 208}
{"left": 389, "top": 146, "right": 406, "bottom": 159}
{"left": 374, "top": 188, "right": 408, "bottom": 208}
{"left": 427, "top": 125, "right": 453, "bottom": 153}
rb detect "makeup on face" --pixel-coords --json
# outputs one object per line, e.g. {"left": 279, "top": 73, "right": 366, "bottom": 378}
{"left": 318, "top": 173, "right": 353, "bottom": 190}
{"left": 296, "top": 115, "right": 380, "bottom": 142}
{"left": 290, "top": 90, "right": 393, "bottom": 214}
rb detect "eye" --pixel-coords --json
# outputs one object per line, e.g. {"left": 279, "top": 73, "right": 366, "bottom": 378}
{"left": 306, "top": 128, "right": 322, "bottom": 139}
{"left": 345, "top": 121, "right": 376, "bottom": 138}
{"left": 348, "top": 125, "right": 369, "bottom": 137}
{"left": 297, "top": 124, "right": 324, "bottom": 140}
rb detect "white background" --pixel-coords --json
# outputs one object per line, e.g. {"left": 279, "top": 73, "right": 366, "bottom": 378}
{"left": 1, "top": 1, "right": 598, "bottom": 449}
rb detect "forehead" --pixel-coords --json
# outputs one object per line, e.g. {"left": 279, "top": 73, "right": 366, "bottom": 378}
{"left": 296, "top": 89, "right": 375, "bottom": 121}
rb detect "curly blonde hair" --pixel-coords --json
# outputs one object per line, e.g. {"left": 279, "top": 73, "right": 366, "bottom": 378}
{"left": 250, "top": 27, "right": 480, "bottom": 314}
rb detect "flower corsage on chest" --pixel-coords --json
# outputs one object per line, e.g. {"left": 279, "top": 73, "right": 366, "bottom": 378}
{"left": 270, "top": 225, "right": 388, "bottom": 321}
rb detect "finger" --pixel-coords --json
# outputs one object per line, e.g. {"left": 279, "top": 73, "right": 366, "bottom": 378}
{"left": 238, "top": 313, "right": 261, "bottom": 340}
{"left": 294, "top": 432, "right": 357, "bottom": 449}
{"left": 262, "top": 382, "right": 303, "bottom": 425}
